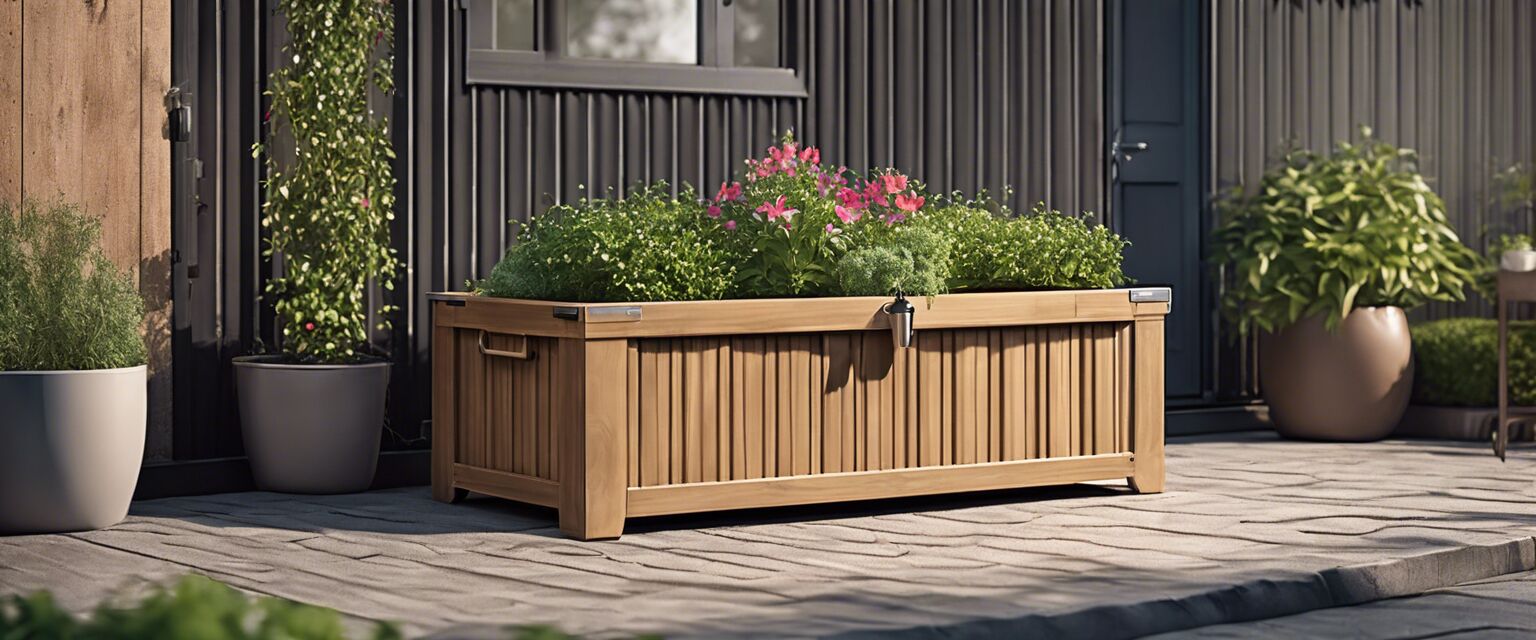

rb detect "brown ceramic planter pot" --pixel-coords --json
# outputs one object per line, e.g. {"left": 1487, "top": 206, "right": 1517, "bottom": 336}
{"left": 1259, "top": 307, "right": 1413, "bottom": 441}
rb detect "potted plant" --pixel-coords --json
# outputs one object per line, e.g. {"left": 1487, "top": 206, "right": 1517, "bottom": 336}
{"left": 0, "top": 199, "right": 147, "bottom": 534}
{"left": 1214, "top": 128, "right": 1480, "bottom": 441}
{"left": 441, "top": 138, "right": 1169, "bottom": 540}
{"left": 1496, "top": 234, "right": 1536, "bottom": 273}
{"left": 239, "top": 0, "right": 400, "bottom": 494}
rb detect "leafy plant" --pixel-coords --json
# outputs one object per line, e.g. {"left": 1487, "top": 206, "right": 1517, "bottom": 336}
{"left": 477, "top": 137, "right": 1130, "bottom": 302}
{"left": 0, "top": 198, "right": 146, "bottom": 371}
{"left": 915, "top": 197, "right": 1128, "bottom": 291}
{"left": 0, "top": 575, "right": 641, "bottom": 640}
{"left": 835, "top": 227, "right": 951, "bottom": 298}
{"left": 254, "top": 0, "right": 400, "bottom": 363}
{"left": 1412, "top": 318, "right": 1536, "bottom": 406}
{"left": 1212, "top": 127, "right": 1480, "bottom": 334}
{"left": 477, "top": 183, "right": 736, "bottom": 302}
{"left": 714, "top": 135, "right": 933, "bottom": 297}
{"left": 0, "top": 575, "right": 401, "bottom": 640}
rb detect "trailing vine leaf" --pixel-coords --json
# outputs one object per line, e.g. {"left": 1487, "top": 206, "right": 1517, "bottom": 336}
{"left": 255, "top": 0, "right": 400, "bottom": 363}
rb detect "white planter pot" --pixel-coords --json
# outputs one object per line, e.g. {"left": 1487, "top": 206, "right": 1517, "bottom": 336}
{"left": 0, "top": 366, "right": 146, "bottom": 534}
{"left": 1501, "top": 249, "right": 1536, "bottom": 272}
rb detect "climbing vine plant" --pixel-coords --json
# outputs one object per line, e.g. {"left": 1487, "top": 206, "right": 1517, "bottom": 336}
{"left": 254, "top": 0, "right": 399, "bottom": 363}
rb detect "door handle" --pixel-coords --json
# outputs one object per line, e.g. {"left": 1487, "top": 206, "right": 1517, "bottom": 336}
{"left": 1112, "top": 140, "right": 1149, "bottom": 162}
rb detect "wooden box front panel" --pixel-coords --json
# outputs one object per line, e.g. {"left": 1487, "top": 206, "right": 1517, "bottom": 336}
{"left": 452, "top": 329, "right": 564, "bottom": 482}
{"left": 625, "top": 324, "right": 1133, "bottom": 488}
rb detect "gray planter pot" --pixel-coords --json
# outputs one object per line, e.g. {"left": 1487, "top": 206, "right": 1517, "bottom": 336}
{"left": 233, "top": 356, "right": 390, "bottom": 494}
{"left": 0, "top": 366, "right": 146, "bottom": 534}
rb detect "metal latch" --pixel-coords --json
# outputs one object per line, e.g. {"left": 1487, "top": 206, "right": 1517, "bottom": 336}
{"left": 1129, "top": 287, "right": 1172, "bottom": 307}
{"left": 165, "top": 86, "right": 192, "bottom": 143}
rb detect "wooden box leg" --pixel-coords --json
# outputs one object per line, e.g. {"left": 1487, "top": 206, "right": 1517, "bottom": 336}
{"left": 1129, "top": 316, "right": 1165, "bottom": 494}
{"left": 559, "top": 338, "right": 628, "bottom": 540}
{"left": 431, "top": 323, "right": 464, "bottom": 503}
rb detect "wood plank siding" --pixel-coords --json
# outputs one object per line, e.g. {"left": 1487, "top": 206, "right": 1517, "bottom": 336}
{"left": 0, "top": 0, "right": 172, "bottom": 459}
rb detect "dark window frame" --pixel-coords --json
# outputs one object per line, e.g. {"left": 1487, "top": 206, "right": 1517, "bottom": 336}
{"left": 462, "top": 0, "right": 806, "bottom": 98}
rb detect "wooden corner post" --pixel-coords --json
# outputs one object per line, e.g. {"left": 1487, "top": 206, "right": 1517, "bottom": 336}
{"left": 1129, "top": 314, "right": 1165, "bottom": 493}
{"left": 431, "top": 319, "right": 465, "bottom": 503}
{"left": 559, "top": 338, "right": 629, "bottom": 540}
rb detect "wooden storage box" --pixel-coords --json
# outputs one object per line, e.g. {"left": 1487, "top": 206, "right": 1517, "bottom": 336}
{"left": 429, "top": 288, "right": 1171, "bottom": 540}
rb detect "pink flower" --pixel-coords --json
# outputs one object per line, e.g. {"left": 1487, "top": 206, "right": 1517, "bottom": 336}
{"left": 715, "top": 181, "right": 742, "bottom": 202}
{"left": 756, "top": 195, "right": 798, "bottom": 222}
{"left": 755, "top": 161, "right": 775, "bottom": 179}
{"left": 304, "top": 322, "right": 316, "bottom": 331}
{"left": 707, "top": 204, "right": 722, "bottom": 218}
{"left": 816, "top": 173, "right": 835, "bottom": 197}
{"left": 835, "top": 204, "right": 861, "bottom": 224}
{"left": 883, "top": 173, "right": 909, "bottom": 194}
{"left": 862, "top": 180, "right": 889, "bottom": 207}
{"left": 885, "top": 213, "right": 906, "bottom": 226}
{"left": 894, "top": 193, "right": 925, "bottom": 212}
{"left": 825, "top": 223, "right": 836, "bottom": 233}
{"left": 360, "top": 196, "right": 371, "bottom": 209}
{"left": 800, "top": 147, "right": 820, "bottom": 165}
{"left": 724, "top": 220, "right": 737, "bottom": 231}
{"left": 837, "top": 188, "right": 865, "bottom": 209}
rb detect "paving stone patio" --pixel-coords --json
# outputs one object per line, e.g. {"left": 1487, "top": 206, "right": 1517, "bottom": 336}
{"left": 3, "top": 432, "right": 1535, "bottom": 639}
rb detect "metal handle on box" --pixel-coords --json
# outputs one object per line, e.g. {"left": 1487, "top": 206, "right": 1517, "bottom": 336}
{"left": 477, "top": 330, "right": 534, "bottom": 360}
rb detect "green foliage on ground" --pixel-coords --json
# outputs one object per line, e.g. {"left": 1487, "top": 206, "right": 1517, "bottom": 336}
{"left": 475, "top": 183, "right": 738, "bottom": 302}
{"left": 0, "top": 198, "right": 146, "bottom": 371}
{"left": 1412, "top": 317, "right": 1536, "bottom": 407}
{"left": 1212, "top": 127, "right": 1480, "bottom": 335}
{"left": 0, "top": 575, "right": 400, "bottom": 640}
{"left": 254, "top": 0, "right": 400, "bottom": 363}
{"left": 0, "top": 575, "right": 642, "bottom": 640}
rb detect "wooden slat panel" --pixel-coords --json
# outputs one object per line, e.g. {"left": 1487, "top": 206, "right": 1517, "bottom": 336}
{"left": 628, "top": 453, "right": 1137, "bottom": 518}
{"left": 455, "top": 465, "right": 559, "bottom": 508}
{"left": 620, "top": 323, "right": 1136, "bottom": 488}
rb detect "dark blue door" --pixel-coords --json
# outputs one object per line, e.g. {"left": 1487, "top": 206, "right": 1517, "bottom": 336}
{"left": 1111, "top": 0, "right": 1204, "bottom": 399}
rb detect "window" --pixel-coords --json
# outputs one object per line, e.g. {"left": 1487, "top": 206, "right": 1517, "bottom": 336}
{"left": 463, "top": 0, "right": 805, "bottom": 97}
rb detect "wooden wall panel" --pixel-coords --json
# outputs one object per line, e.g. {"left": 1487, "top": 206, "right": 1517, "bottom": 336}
{"left": 5, "top": 0, "right": 171, "bottom": 459}
{"left": 624, "top": 325, "right": 1132, "bottom": 488}
{"left": 0, "top": 0, "right": 18, "bottom": 202}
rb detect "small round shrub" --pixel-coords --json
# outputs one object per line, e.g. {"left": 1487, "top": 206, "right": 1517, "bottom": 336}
{"left": 477, "top": 183, "right": 737, "bottom": 302}
{"left": 915, "top": 198, "right": 1128, "bottom": 291}
{"left": 1412, "top": 317, "right": 1536, "bottom": 407}
{"left": 835, "top": 227, "right": 952, "bottom": 298}
{"left": 0, "top": 199, "right": 146, "bottom": 371}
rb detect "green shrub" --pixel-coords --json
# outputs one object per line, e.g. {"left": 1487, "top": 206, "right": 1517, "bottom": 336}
{"left": 0, "top": 576, "right": 612, "bottom": 640}
{"left": 1412, "top": 317, "right": 1536, "bottom": 406}
{"left": 255, "top": 0, "right": 400, "bottom": 363}
{"left": 0, "top": 199, "right": 146, "bottom": 371}
{"left": 477, "top": 183, "right": 737, "bottom": 302}
{"left": 0, "top": 575, "right": 401, "bottom": 640}
{"left": 477, "top": 139, "right": 1130, "bottom": 302}
{"left": 1212, "top": 127, "right": 1480, "bottom": 334}
{"left": 835, "top": 227, "right": 951, "bottom": 298}
{"left": 915, "top": 198, "right": 1128, "bottom": 291}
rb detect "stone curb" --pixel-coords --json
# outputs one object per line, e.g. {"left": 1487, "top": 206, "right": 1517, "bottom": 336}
{"left": 829, "top": 537, "right": 1536, "bottom": 640}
